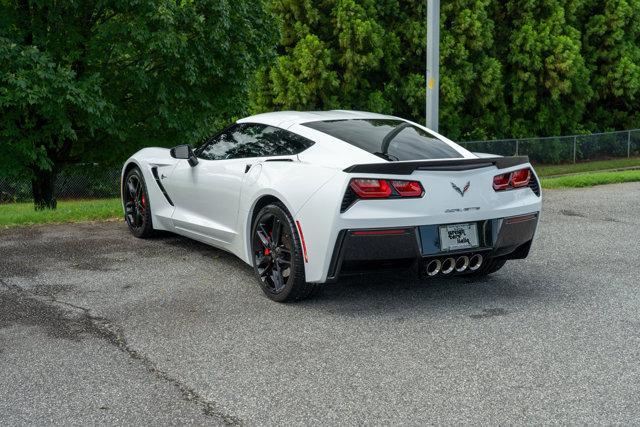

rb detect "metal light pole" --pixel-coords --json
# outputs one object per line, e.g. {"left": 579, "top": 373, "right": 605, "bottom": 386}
{"left": 426, "top": 0, "right": 440, "bottom": 132}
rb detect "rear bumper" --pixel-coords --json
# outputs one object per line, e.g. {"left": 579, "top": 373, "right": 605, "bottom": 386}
{"left": 325, "top": 212, "right": 539, "bottom": 282}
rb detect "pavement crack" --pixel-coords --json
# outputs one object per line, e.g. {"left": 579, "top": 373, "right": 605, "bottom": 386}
{"left": 559, "top": 209, "right": 587, "bottom": 218}
{"left": 558, "top": 209, "right": 636, "bottom": 224}
{"left": 0, "top": 280, "right": 242, "bottom": 425}
{"left": 1, "top": 278, "right": 19, "bottom": 291}
{"left": 83, "top": 315, "right": 242, "bottom": 425}
{"left": 470, "top": 308, "right": 509, "bottom": 319}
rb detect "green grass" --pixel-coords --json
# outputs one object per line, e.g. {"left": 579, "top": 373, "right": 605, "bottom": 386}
{"left": 0, "top": 198, "right": 122, "bottom": 228}
{"left": 535, "top": 157, "right": 640, "bottom": 177}
{"left": 541, "top": 170, "right": 640, "bottom": 189}
{"left": 2, "top": 168, "right": 640, "bottom": 228}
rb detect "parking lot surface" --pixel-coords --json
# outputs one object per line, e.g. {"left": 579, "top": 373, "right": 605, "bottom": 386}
{"left": 1, "top": 182, "right": 640, "bottom": 424}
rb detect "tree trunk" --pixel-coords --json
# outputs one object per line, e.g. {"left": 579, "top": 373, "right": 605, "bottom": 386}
{"left": 31, "top": 168, "right": 57, "bottom": 210}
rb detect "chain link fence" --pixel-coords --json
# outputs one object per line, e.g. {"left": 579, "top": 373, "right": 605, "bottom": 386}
{"left": 2, "top": 129, "right": 639, "bottom": 203}
{"left": 459, "top": 129, "right": 640, "bottom": 164}
{"left": 0, "top": 164, "right": 120, "bottom": 203}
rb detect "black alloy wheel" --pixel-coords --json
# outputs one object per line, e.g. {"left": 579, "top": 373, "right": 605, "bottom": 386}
{"left": 124, "top": 168, "right": 153, "bottom": 238}
{"left": 251, "top": 203, "right": 318, "bottom": 302}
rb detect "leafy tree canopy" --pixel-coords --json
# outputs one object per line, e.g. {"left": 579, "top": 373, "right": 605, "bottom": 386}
{"left": 0, "top": 0, "right": 276, "bottom": 208}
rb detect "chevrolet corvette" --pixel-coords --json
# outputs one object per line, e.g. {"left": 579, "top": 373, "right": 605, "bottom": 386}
{"left": 121, "top": 111, "right": 541, "bottom": 301}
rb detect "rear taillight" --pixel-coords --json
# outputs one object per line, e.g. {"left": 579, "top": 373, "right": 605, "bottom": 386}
{"left": 391, "top": 180, "right": 424, "bottom": 197}
{"left": 349, "top": 179, "right": 392, "bottom": 198}
{"left": 348, "top": 178, "right": 424, "bottom": 200}
{"left": 493, "top": 168, "right": 532, "bottom": 191}
{"left": 510, "top": 168, "right": 531, "bottom": 187}
{"left": 492, "top": 173, "right": 510, "bottom": 191}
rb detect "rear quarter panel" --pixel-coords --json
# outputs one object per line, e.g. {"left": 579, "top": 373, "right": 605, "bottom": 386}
{"left": 235, "top": 160, "right": 341, "bottom": 264}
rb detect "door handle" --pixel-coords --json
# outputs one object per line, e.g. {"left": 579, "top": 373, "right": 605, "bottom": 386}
{"left": 244, "top": 164, "right": 252, "bottom": 173}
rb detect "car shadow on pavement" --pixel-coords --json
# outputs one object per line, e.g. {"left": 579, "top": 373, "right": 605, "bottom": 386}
{"left": 300, "top": 269, "right": 548, "bottom": 319}
{"left": 148, "top": 231, "right": 238, "bottom": 261}
{"left": 135, "top": 229, "right": 551, "bottom": 318}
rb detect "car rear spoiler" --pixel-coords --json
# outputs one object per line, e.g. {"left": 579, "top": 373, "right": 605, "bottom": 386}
{"left": 343, "top": 156, "right": 530, "bottom": 175}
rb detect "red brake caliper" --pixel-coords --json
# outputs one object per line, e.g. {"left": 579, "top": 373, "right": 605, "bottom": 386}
{"left": 264, "top": 229, "right": 272, "bottom": 255}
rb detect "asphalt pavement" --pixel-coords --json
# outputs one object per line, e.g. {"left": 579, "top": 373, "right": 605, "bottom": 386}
{"left": 1, "top": 182, "right": 640, "bottom": 424}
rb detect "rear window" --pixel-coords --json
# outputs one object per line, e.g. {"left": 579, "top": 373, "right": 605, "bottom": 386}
{"left": 303, "top": 119, "right": 461, "bottom": 161}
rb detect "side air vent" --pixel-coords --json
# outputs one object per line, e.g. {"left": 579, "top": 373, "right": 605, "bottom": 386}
{"left": 151, "top": 167, "right": 174, "bottom": 206}
{"left": 529, "top": 173, "right": 541, "bottom": 196}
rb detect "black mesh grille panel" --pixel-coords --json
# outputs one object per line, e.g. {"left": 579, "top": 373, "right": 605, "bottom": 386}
{"left": 341, "top": 186, "right": 358, "bottom": 212}
{"left": 529, "top": 173, "right": 541, "bottom": 196}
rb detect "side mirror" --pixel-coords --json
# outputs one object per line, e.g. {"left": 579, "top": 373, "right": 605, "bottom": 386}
{"left": 170, "top": 144, "right": 199, "bottom": 167}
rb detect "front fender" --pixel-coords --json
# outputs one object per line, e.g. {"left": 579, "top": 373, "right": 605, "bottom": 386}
{"left": 121, "top": 147, "right": 177, "bottom": 231}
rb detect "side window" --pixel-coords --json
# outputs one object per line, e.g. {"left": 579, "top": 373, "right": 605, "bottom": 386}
{"left": 223, "top": 124, "right": 269, "bottom": 159}
{"left": 198, "top": 124, "right": 314, "bottom": 160}
{"left": 256, "top": 127, "right": 315, "bottom": 157}
{"left": 198, "top": 125, "right": 238, "bottom": 160}
{"left": 198, "top": 124, "right": 266, "bottom": 160}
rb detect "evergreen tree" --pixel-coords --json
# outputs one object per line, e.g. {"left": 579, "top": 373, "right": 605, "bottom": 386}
{"left": 491, "top": 0, "right": 592, "bottom": 138}
{"left": 251, "top": 0, "right": 506, "bottom": 140}
{"left": 253, "top": 0, "right": 640, "bottom": 143}
{"left": 576, "top": 0, "right": 640, "bottom": 130}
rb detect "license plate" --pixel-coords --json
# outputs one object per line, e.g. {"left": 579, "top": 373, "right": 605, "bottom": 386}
{"left": 439, "top": 223, "right": 479, "bottom": 251}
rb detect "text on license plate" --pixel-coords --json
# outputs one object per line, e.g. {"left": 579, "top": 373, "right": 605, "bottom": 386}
{"left": 439, "top": 223, "right": 479, "bottom": 251}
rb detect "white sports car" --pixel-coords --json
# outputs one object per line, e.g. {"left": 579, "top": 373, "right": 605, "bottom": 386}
{"left": 121, "top": 110, "right": 541, "bottom": 301}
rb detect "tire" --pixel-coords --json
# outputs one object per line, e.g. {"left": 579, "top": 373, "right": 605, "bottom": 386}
{"left": 467, "top": 257, "right": 507, "bottom": 277}
{"left": 123, "top": 167, "right": 154, "bottom": 238}
{"left": 250, "top": 202, "right": 319, "bottom": 302}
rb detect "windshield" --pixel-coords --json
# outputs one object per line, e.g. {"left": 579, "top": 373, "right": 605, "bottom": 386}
{"left": 303, "top": 119, "right": 462, "bottom": 161}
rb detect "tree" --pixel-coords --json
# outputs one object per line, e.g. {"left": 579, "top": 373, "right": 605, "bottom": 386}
{"left": 439, "top": 0, "right": 506, "bottom": 140}
{"left": 252, "top": 0, "right": 640, "bottom": 147}
{"left": 0, "top": 0, "right": 276, "bottom": 209}
{"left": 575, "top": 0, "right": 640, "bottom": 130}
{"left": 491, "top": 0, "right": 592, "bottom": 138}
{"left": 250, "top": 0, "right": 506, "bottom": 140}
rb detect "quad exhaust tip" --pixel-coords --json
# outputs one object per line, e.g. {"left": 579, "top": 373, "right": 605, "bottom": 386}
{"left": 469, "top": 254, "right": 483, "bottom": 271}
{"left": 426, "top": 259, "right": 441, "bottom": 276}
{"left": 441, "top": 257, "right": 455, "bottom": 275}
{"left": 426, "top": 254, "right": 483, "bottom": 276}
{"left": 455, "top": 256, "right": 470, "bottom": 273}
